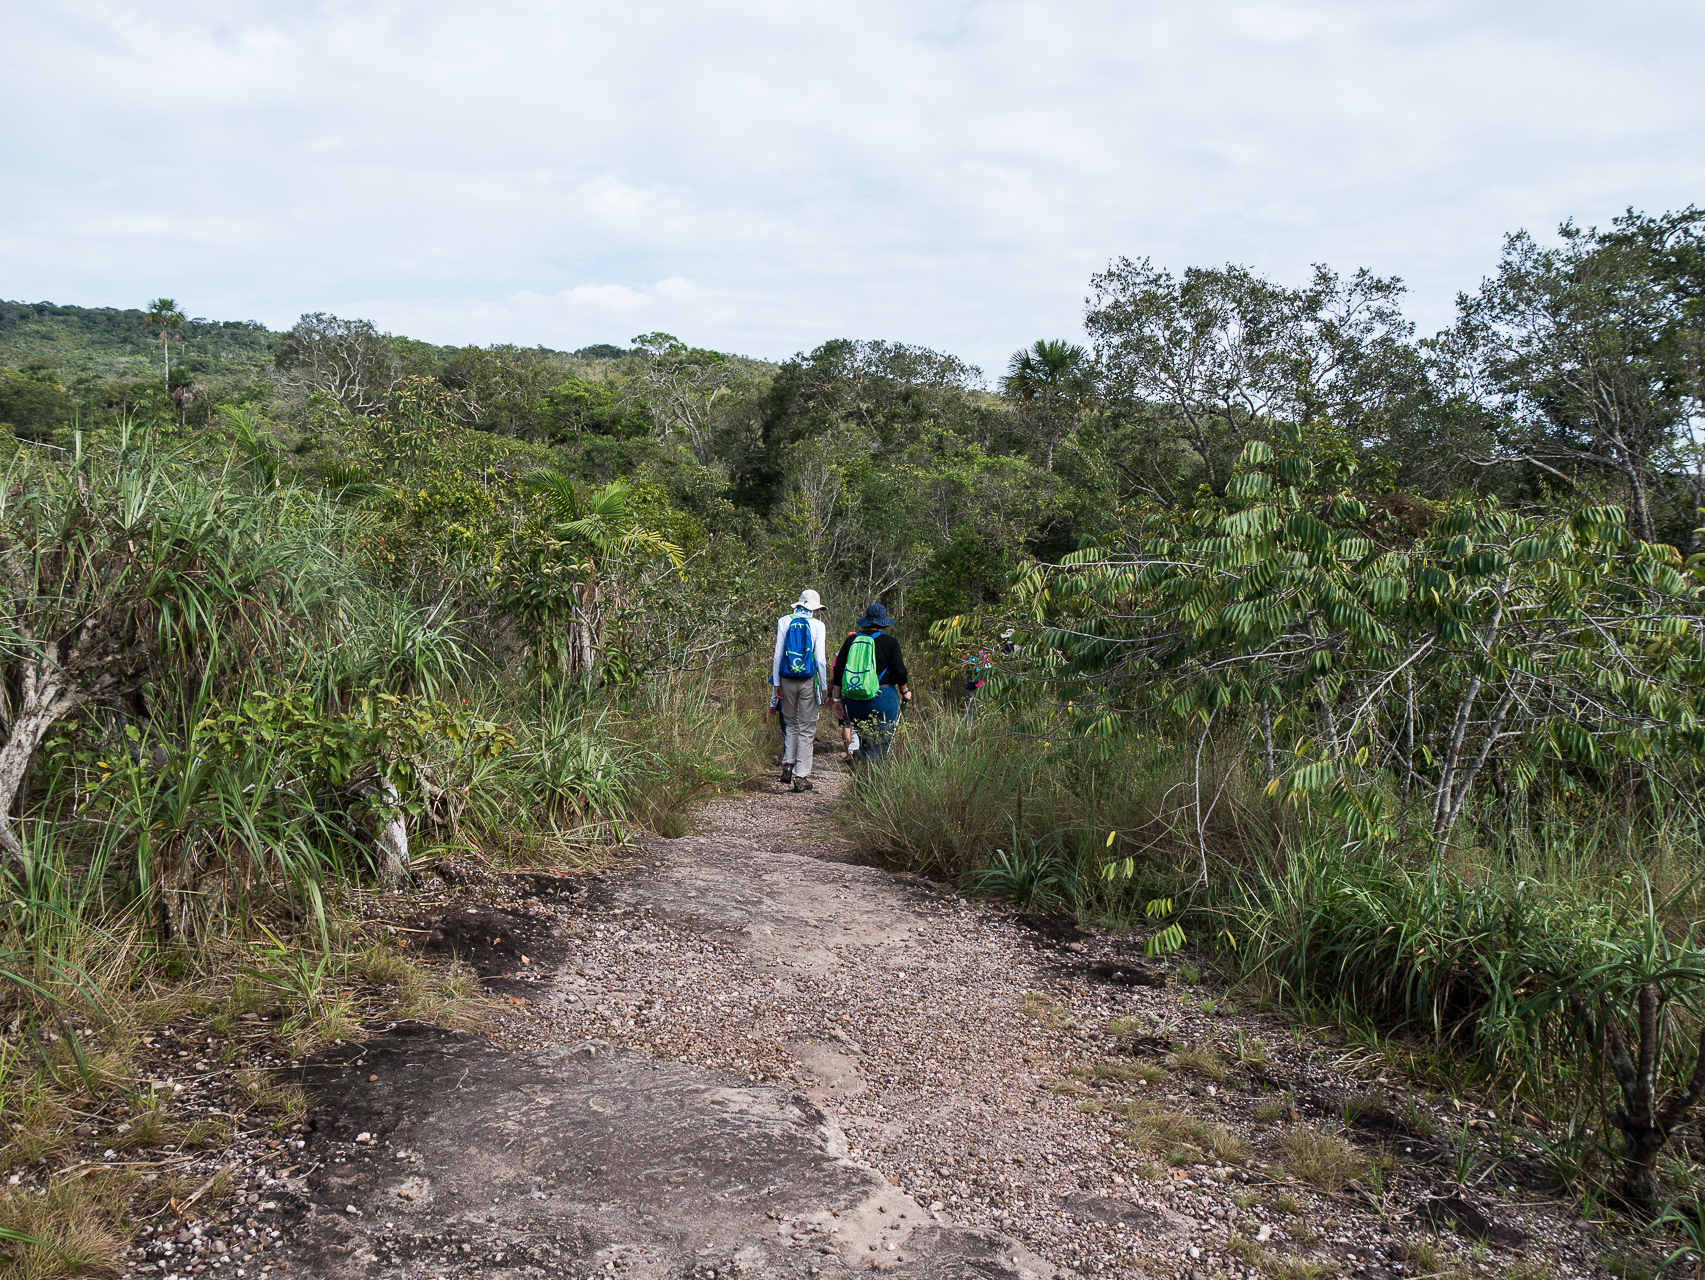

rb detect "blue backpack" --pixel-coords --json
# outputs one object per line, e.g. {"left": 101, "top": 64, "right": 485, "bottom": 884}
{"left": 781, "top": 615, "right": 816, "bottom": 678}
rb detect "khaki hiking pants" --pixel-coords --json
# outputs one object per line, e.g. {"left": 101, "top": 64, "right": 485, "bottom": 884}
{"left": 779, "top": 678, "right": 821, "bottom": 777}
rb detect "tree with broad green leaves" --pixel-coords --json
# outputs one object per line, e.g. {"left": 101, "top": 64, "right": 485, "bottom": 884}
{"left": 1084, "top": 260, "right": 1426, "bottom": 503}
{"left": 629, "top": 332, "right": 746, "bottom": 467}
{"left": 941, "top": 430, "right": 1705, "bottom": 857}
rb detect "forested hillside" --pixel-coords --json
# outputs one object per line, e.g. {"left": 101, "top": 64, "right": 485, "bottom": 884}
{"left": 6, "top": 205, "right": 1705, "bottom": 1273}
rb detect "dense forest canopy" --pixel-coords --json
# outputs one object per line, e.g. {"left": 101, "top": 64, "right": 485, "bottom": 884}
{"left": 5, "top": 208, "right": 1704, "bottom": 644}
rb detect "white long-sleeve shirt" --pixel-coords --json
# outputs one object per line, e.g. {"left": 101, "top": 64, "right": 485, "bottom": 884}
{"left": 771, "top": 610, "right": 829, "bottom": 692}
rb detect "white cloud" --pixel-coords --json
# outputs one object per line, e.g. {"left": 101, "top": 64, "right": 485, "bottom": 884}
{"left": 1, "top": 0, "right": 1700, "bottom": 372}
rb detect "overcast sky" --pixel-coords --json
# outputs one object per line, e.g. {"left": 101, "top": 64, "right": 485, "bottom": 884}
{"left": 3, "top": 0, "right": 1701, "bottom": 376}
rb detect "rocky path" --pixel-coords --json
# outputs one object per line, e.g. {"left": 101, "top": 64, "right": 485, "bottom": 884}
{"left": 264, "top": 760, "right": 1607, "bottom": 1280}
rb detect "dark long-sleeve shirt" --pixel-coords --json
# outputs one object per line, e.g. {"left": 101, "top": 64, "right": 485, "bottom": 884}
{"left": 831, "top": 630, "right": 908, "bottom": 692}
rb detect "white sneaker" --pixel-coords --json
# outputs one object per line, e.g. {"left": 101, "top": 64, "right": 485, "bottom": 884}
{"left": 848, "top": 731, "right": 861, "bottom": 754}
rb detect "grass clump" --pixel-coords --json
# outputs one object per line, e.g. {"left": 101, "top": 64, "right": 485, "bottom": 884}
{"left": 1019, "top": 991, "right": 1072, "bottom": 1030}
{"left": 1092, "top": 1059, "right": 1168, "bottom": 1086}
{"left": 1173, "top": 1043, "right": 1229, "bottom": 1083}
{"left": 1277, "top": 1127, "right": 1367, "bottom": 1193}
{"left": 1264, "top": 1260, "right": 1336, "bottom": 1280}
{"left": 354, "top": 944, "right": 494, "bottom": 1032}
{"left": 0, "top": 1173, "right": 135, "bottom": 1280}
{"left": 1123, "top": 1099, "right": 1248, "bottom": 1163}
{"left": 1388, "top": 1239, "right": 1440, "bottom": 1272}
{"left": 233, "top": 1070, "right": 308, "bottom": 1128}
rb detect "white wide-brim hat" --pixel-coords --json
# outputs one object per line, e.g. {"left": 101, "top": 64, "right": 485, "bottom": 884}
{"left": 793, "top": 589, "right": 824, "bottom": 611}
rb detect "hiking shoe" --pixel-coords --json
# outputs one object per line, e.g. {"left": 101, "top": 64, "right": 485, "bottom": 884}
{"left": 780, "top": 765, "right": 793, "bottom": 784}
{"left": 792, "top": 777, "right": 813, "bottom": 792}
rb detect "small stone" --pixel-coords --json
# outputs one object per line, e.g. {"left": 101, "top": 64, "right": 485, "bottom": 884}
{"left": 345, "top": 1204, "right": 361, "bottom": 1216}
{"left": 1256, "top": 1224, "right": 1273, "bottom": 1242}
{"left": 368, "top": 1074, "right": 379, "bottom": 1082}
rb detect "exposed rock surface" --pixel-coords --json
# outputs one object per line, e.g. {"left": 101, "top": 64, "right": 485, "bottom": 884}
{"left": 276, "top": 766, "right": 1080, "bottom": 1279}
{"left": 284, "top": 1026, "right": 1064, "bottom": 1278}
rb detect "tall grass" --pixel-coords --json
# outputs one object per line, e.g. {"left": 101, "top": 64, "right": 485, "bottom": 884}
{"left": 840, "top": 707, "right": 1277, "bottom": 919}
{"left": 842, "top": 701, "right": 1705, "bottom": 1203}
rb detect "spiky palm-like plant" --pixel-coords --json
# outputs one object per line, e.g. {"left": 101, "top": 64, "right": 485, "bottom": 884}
{"left": 1001, "top": 339, "right": 1096, "bottom": 469}
{"left": 505, "top": 473, "right": 682, "bottom": 685}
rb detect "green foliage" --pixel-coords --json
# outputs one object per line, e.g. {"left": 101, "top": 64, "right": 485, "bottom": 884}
{"left": 0, "top": 427, "right": 340, "bottom": 853}
{"left": 0, "top": 299, "right": 279, "bottom": 382}
{"left": 1450, "top": 208, "right": 1705, "bottom": 545}
{"left": 960, "top": 836, "right": 1074, "bottom": 910}
{"left": 1085, "top": 260, "right": 1428, "bottom": 499}
{"left": 0, "top": 362, "right": 74, "bottom": 443}
{"left": 965, "top": 432, "right": 1705, "bottom": 849}
{"left": 499, "top": 474, "right": 683, "bottom": 690}
{"left": 441, "top": 343, "right": 560, "bottom": 437}
{"left": 1646, "top": 1200, "right": 1705, "bottom": 1279}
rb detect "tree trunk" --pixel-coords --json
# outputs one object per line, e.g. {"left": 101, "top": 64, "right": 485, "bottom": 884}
{"left": 375, "top": 777, "right": 409, "bottom": 887}
{"left": 1625, "top": 459, "right": 1656, "bottom": 545}
{"left": 1437, "top": 684, "right": 1518, "bottom": 842}
{"left": 576, "top": 572, "right": 599, "bottom": 676}
{"left": 1260, "top": 701, "right": 1275, "bottom": 785}
{"left": 1606, "top": 984, "right": 1667, "bottom": 1204}
{"left": 0, "top": 656, "right": 78, "bottom": 858}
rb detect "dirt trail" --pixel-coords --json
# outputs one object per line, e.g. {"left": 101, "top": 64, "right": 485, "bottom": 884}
{"left": 268, "top": 761, "right": 1598, "bottom": 1280}
{"left": 273, "top": 764, "right": 1077, "bottom": 1280}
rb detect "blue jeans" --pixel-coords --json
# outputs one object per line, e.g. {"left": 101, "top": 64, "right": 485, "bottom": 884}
{"left": 844, "top": 685, "right": 901, "bottom": 763}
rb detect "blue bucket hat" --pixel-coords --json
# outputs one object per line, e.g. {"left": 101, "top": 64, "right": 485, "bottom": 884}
{"left": 858, "top": 602, "right": 894, "bottom": 630}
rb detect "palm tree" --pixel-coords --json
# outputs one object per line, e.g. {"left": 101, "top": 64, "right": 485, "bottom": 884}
{"left": 1002, "top": 340, "right": 1097, "bottom": 470}
{"left": 145, "top": 297, "right": 187, "bottom": 396}
{"left": 518, "top": 473, "right": 683, "bottom": 679}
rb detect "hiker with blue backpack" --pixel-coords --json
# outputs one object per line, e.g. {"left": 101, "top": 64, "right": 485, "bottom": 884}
{"left": 771, "top": 589, "right": 830, "bottom": 792}
{"left": 830, "top": 603, "right": 911, "bottom": 765}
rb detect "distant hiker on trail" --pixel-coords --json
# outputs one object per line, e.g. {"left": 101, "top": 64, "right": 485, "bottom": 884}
{"left": 963, "top": 645, "right": 992, "bottom": 724}
{"left": 831, "top": 603, "right": 911, "bottom": 766}
{"left": 771, "top": 589, "right": 829, "bottom": 792}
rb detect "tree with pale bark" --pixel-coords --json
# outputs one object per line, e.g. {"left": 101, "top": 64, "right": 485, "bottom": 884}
{"left": 1449, "top": 210, "right": 1705, "bottom": 547}
{"left": 276, "top": 312, "right": 401, "bottom": 417}
{"left": 144, "top": 297, "right": 186, "bottom": 396}
{"left": 0, "top": 434, "right": 322, "bottom": 861}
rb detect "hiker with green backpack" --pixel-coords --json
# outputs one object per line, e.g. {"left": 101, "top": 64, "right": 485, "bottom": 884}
{"left": 830, "top": 603, "right": 911, "bottom": 766}
{"left": 771, "top": 589, "right": 829, "bottom": 792}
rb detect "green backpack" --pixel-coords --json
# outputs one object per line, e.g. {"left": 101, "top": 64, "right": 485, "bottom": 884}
{"left": 842, "top": 633, "right": 882, "bottom": 700}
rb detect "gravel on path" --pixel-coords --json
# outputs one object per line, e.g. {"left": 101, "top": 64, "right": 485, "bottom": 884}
{"left": 532, "top": 761, "right": 1614, "bottom": 1280}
